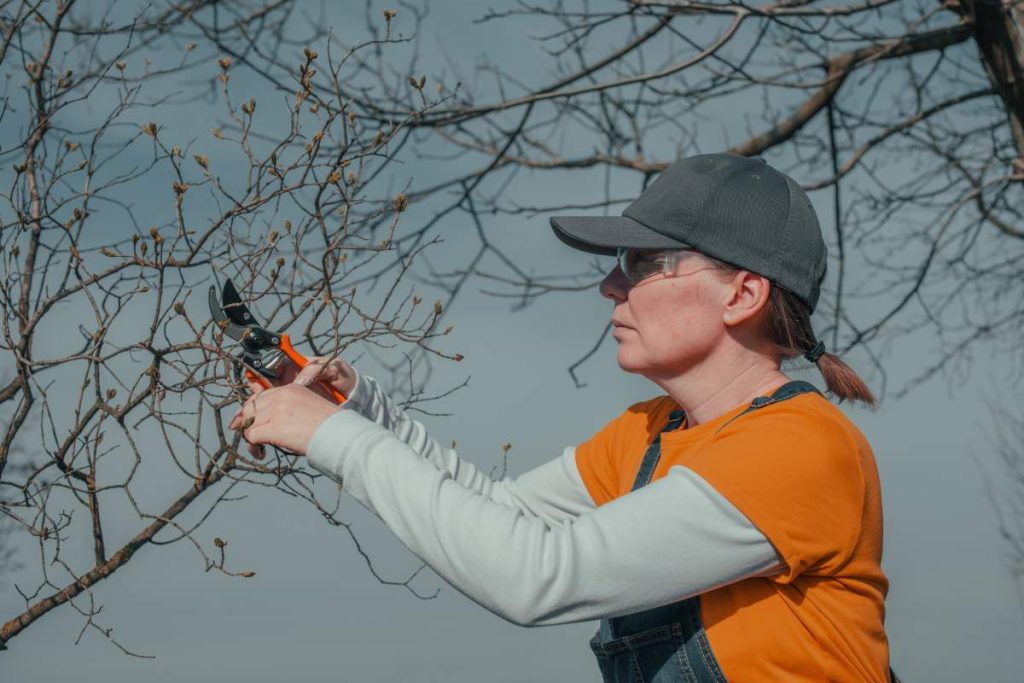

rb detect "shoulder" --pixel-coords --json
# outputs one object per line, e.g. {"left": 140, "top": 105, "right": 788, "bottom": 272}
{"left": 692, "top": 390, "right": 876, "bottom": 505}
{"left": 720, "top": 391, "right": 870, "bottom": 455}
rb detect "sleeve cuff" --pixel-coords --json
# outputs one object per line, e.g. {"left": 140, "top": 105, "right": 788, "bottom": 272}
{"left": 338, "top": 365, "right": 373, "bottom": 416}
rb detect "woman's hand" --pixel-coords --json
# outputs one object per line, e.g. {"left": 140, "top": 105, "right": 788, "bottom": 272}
{"left": 274, "top": 355, "right": 357, "bottom": 402}
{"left": 228, "top": 382, "right": 339, "bottom": 458}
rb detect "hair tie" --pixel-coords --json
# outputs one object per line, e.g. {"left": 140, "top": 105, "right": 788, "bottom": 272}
{"left": 804, "top": 340, "right": 826, "bottom": 364}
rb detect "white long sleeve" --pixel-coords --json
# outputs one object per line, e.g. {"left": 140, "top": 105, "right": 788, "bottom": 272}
{"left": 339, "top": 370, "right": 594, "bottom": 526}
{"left": 306, "top": 408, "right": 783, "bottom": 627}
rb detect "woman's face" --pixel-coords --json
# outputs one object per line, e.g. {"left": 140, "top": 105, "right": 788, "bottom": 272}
{"left": 600, "top": 251, "right": 730, "bottom": 379}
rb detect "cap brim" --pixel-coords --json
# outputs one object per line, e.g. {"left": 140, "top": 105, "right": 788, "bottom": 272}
{"left": 549, "top": 215, "right": 690, "bottom": 256}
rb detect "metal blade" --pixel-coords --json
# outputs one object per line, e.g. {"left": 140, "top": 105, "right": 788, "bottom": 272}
{"left": 220, "top": 278, "right": 259, "bottom": 327}
{"left": 208, "top": 284, "right": 250, "bottom": 341}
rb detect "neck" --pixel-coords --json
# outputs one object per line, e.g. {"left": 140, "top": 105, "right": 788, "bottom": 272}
{"left": 649, "top": 346, "right": 789, "bottom": 427}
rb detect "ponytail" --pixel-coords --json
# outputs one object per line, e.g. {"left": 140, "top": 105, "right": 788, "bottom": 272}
{"left": 762, "top": 281, "right": 876, "bottom": 407}
{"left": 813, "top": 350, "right": 876, "bottom": 407}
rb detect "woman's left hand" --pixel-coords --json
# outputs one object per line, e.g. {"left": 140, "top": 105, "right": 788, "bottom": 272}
{"left": 227, "top": 382, "right": 339, "bottom": 458}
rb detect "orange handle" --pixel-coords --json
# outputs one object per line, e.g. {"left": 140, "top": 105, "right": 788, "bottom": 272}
{"left": 241, "top": 335, "right": 347, "bottom": 404}
{"left": 278, "top": 335, "right": 348, "bottom": 404}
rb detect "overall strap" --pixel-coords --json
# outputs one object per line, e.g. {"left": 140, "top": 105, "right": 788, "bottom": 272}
{"left": 714, "top": 380, "right": 823, "bottom": 435}
{"left": 599, "top": 407, "right": 728, "bottom": 683}
{"left": 629, "top": 409, "right": 686, "bottom": 491}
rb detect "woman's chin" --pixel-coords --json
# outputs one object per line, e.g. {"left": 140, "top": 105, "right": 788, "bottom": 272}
{"left": 615, "top": 348, "right": 649, "bottom": 375}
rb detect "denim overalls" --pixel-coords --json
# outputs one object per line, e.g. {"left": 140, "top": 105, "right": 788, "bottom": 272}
{"left": 588, "top": 380, "right": 822, "bottom": 683}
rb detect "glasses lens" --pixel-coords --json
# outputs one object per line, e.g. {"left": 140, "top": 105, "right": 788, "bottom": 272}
{"left": 617, "top": 249, "right": 667, "bottom": 285}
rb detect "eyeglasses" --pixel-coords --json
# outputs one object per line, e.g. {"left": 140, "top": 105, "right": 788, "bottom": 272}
{"left": 616, "top": 247, "right": 702, "bottom": 286}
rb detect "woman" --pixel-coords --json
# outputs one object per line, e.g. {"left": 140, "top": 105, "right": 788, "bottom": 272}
{"left": 230, "top": 153, "right": 893, "bottom": 681}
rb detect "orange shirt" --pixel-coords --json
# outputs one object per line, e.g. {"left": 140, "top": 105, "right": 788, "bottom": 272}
{"left": 575, "top": 391, "right": 890, "bottom": 682}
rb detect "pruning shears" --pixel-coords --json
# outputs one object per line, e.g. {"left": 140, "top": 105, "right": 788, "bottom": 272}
{"left": 208, "top": 278, "right": 347, "bottom": 404}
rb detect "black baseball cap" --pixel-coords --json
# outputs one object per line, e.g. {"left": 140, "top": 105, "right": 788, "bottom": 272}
{"left": 550, "top": 153, "right": 828, "bottom": 313}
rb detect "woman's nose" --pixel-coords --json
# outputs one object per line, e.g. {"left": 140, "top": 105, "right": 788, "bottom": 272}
{"left": 600, "top": 266, "right": 629, "bottom": 302}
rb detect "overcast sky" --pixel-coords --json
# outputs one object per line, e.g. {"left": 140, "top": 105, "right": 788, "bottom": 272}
{"left": 2, "top": 3, "right": 1023, "bottom": 682}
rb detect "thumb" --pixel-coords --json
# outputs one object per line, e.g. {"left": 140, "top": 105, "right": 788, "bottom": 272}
{"left": 294, "top": 358, "right": 326, "bottom": 387}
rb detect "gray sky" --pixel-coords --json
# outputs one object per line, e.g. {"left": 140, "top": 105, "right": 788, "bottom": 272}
{"left": 2, "top": 3, "right": 1023, "bottom": 681}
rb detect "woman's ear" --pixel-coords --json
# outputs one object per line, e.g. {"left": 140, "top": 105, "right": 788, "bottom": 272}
{"left": 720, "top": 271, "right": 771, "bottom": 328}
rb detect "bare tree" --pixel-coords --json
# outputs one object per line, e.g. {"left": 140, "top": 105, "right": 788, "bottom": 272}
{"left": 0, "top": 0, "right": 461, "bottom": 653}
{"left": 2, "top": 0, "right": 1023, "bottom": 655}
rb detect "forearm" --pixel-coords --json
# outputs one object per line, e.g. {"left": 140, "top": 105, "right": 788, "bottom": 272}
{"left": 307, "top": 410, "right": 782, "bottom": 626}
{"left": 341, "top": 370, "right": 593, "bottom": 525}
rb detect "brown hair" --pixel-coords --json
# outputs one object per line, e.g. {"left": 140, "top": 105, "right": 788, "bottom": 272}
{"left": 702, "top": 255, "right": 876, "bottom": 407}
